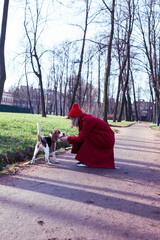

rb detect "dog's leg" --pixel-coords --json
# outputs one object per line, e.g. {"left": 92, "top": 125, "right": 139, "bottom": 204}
{"left": 52, "top": 151, "right": 59, "bottom": 163}
{"left": 44, "top": 146, "right": 52, "bottom": 165}
{"left": 52, "top": 142, "right": 59, "bottom": 163}
{"left": 31, "top": 143, "right": 40, "bottom": 164}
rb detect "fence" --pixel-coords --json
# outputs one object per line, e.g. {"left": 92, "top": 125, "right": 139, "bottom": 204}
{"left": 0, "top": 104, "right": 31, "bottom": 113}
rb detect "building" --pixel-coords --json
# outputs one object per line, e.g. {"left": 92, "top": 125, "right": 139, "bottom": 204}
{"left": 132, "top": 99, "right": 153, "bottom": 121}
{"left": 1, "top": 92, "right": 14, "bottom": 106}
{"left": 0, "top": 92, "right": 30, "bottom": 113}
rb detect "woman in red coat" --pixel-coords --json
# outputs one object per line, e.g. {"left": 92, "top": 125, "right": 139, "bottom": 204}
{"left": 60, "top": 103, "right": 115, "bottom": 168}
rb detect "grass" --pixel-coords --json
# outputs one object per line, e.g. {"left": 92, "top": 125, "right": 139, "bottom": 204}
{"left": 108, "top": 120, "right": 136, "bottom": 127}
{"left": 149, "top": 123, "right": 160, "bottom": 135}
{"left": 0, "top": 113, "right": 135, "bottom": 169}
{"left": 0, "top": 113, "right": 78, "bottom": 167}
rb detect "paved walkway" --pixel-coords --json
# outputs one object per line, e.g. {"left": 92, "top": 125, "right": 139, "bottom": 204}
{"left": 0, "top": 123, "right": 160, "bottom": 240}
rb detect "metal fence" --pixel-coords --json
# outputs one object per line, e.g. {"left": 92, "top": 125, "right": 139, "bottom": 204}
{"left": 0, "top": 104, "right": 31, "bottom": 113}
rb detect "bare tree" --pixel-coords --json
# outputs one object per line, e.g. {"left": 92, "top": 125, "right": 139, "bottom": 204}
{"left": 96, "top": 44, "right": 104, "bottom": 116}
{"left": 131, "top": 69, "right": 138, "bottom": 121}
{"left": 69, "top": 0, "right": 90, "bottom": 110}
{"left": 137, "top": 0, "right": 160, "bottom": 124}
{"left": 51, "top": 55, "right": 58, "bottom": 115}
{"left": 24, "top": 51, "right": 34, "bottom": 114}
{"left": 113, "top": 3, "right": 128, "bottom": 122}
{"left": 24, "top": 0, "right": 46, "bottom": 117}
{"left": 102, "top": 0, "right": 116, "bottom": 123}
{"left": 81, "top": 56, "right": 89, "bottom": 107}
{"left": 0, "top": 0, "right": 9, "bottom": 103}
{"left": 62, "top": 42, "right": 71, "bottom": 116}
{"left": 117, "top": 0, "right": 135, "bottom": 122}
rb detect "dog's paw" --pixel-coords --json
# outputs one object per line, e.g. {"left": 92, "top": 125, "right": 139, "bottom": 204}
{"left": 55, "top": 159, "right": 59, "bottom": 164}
{"left": 48, "top": 161, "right": 53, "bottom": 165}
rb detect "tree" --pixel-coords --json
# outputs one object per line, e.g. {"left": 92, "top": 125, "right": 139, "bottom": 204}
{"left": 97, "top": 44, "right": 104, "bottom": 116}
{"left": 137, "top": 0, "right": 160, "bottom": 125}
{"left": 131, "top": 70, "right": 138, "bottom": 121}
{"left": 0, "top": 0, "right": 9, "bottom": 103}
{"left": 24, "top": 0, "right": 46, "bottom": 117}
{"left": 69, "top": 0, "right": 90, "bottom": 111}
{"left": 62, "top": 42, "right": 71, "bottom": 116}
{"left": 117, "top": 0, "right": 135, "bottom": 122}
{"left": 113, "top": 3, "right": 128, "bottom": 122}
{"left": 24, "top": 51, "right": 34, "bottom": 114}
{"left": 102, "top": 0, "right": 116, "bottom": 123}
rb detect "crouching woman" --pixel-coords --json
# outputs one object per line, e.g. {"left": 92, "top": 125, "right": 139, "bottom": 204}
{"left": 60, "top": 103, "right": 115, "bottom": 168}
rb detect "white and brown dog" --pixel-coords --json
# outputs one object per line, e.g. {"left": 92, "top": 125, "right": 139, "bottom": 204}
{"left": 31, "top": 123, "right": 65, "bottom": 165}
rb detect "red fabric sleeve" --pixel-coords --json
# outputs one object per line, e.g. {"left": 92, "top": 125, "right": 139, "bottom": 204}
{"left": 68, "top": 118, "right": 94, "bottom": 144}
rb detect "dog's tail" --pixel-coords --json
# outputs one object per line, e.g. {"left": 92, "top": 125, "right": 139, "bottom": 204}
{"left": 37, "top": 123, "right": 42, "bottom": 141}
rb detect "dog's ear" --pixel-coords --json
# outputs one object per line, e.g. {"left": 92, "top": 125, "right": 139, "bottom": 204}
{"left": 52, "top": 130, "right": 59, "bottom": 142}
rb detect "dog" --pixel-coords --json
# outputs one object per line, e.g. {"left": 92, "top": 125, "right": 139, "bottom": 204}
{"left": 31, "top": 123, "right": 65, "bottom": 165}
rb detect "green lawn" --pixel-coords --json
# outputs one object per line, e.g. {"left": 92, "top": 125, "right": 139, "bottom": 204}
{"left": 149, "top": 122, "right": 160, "bottom": 135}
{"left": 0, "top": 113, "right": 78, "bottom": 168}
{"left": 0, "top": 113, "right": 135, "bottom": 169}
{"left": 0, "top": 113, "right": 77, "bottom": 153}
{"left": 108, "top": 120, "right": 135, "bottom": 127}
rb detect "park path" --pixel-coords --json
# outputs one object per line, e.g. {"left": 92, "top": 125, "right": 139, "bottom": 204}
{"left": 0, "top": 123, "right": 160, "bottom": 240}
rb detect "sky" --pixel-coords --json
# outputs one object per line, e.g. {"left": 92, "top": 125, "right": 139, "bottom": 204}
{"left": 0, "top": 0, "right": 150, "bottom": 101}
{"left": 1, "top": 0, "right": 84, "bottom": 91}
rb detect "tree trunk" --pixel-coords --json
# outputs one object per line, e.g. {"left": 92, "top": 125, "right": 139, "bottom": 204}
{"left": 127, "top": 87, "right": 132, "bottom": 121}
{"left": 158, "top": 90, "right": 160, "bottom": 126}
{"left": 33, "top": 50, "right": 46, "bottom": 117}
{"left": 69, "top": 0, "right": 89, "bottom": 110}
{"left": 97, "top": 50, "right": 101, "bottom": 110}
{"left": 117, "top": 1, "right": 133, "bottom": 122}
{"left": 39, "top": 74, "right": 46, "bottom": 117}
{"left": 82, "top": 59, "right": 89, "bottom": 107}
{"left": 113, "top": 57, "right": 127, "bottom": 122}
{"left": 89, "top": 65, "right": 93, "bottom": 110}
{"left": 131, "top": 70, "right": 138, "bottom": 121}
{"left": 63, "top": 56, "right": 69, "bottom": 116}
{"left": 60, "top": 77, "right": 63, "bottom": 116}
{"left": 0, "top": 0, "right": 9, "bottom": 102}
{"left": 54, "top": 84, "right": 58, "bottom": 115}
{"left": 117, "top": 56, "right": 130, "bottom": 122}
{"left": 24, "top": 0, "right": 46, "bottom": 117}
{"left": 103, "top": 0, "right": 115, "bottom": 123}
{"left": 124, "top": 96, "right": 128, "bottom": 121}
{"left": 25, "top": 53, "right": 34, "bottom": 114}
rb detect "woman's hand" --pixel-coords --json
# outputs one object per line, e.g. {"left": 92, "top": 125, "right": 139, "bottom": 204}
{"left": 60, "top": 136, "right": 69, "bottom": 142}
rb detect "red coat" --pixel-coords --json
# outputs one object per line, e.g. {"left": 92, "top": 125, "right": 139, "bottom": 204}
{"left": 68, "top": 113, "right": 115, "bottom": 168}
